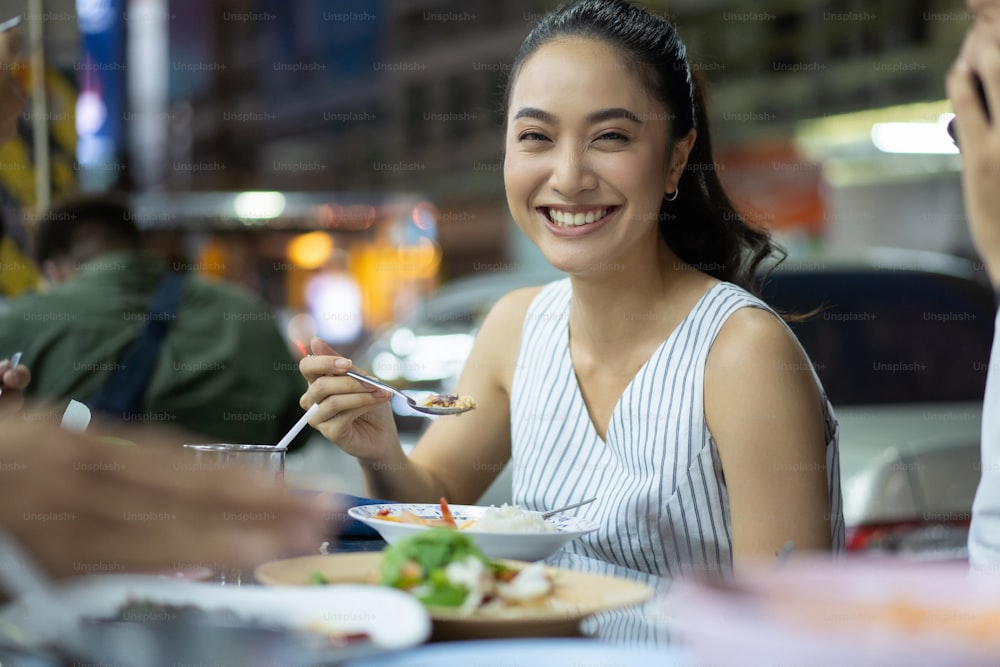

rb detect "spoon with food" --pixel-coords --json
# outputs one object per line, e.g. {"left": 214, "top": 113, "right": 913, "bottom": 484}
{"left": 296, "top": 340, "right": 476, "bottom": 417}
{"left": 345, "top": 370, "right": 477, "bottom": 416}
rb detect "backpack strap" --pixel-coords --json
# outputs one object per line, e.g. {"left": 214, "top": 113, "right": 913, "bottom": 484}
{"left": 87, "top": 272, "right": 185, "bottom": 419}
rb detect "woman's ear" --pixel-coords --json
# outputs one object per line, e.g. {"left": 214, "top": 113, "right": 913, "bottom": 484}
{"left": 665, "top": 129, "right": 697, "bottom": 193}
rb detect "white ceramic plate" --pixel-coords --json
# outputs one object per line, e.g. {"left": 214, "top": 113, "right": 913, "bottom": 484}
{"left": 346, "top": 503, "right": 599, "bottom": 561}
{"left": 256, "top": 553, "right": 653, "bottom": 641}
{"left": 0, "top": 575, "right": 430, "bottom": 662}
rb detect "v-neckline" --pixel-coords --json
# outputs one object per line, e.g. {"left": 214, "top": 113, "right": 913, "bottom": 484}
{"left": 563, "top": 283, "right": 722, "bottom": 444}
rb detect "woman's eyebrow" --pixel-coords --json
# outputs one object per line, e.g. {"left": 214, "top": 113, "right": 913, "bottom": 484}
{"left": 512, "top": 107, "right": 557, "bottom": 124}
{"left": 586, "top": 107, "right": 643, "bottom": 124}
{"left": 511, "top": 107, "right": 643, "bottom": 125}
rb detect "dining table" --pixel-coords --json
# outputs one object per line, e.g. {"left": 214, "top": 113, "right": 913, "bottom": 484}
{"left": 7, "top": 491, "right": 993, "bottom": 666}
{"left": 299, "top": 493, "right": 694, "bottom": 666}
{"left": 0, "top": 492, "right": 697, "bottom": 667}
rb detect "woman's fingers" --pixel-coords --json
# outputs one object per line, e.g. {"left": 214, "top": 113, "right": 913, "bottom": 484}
{"left": 310, "top": 336, "right": 337, "bottom": 356}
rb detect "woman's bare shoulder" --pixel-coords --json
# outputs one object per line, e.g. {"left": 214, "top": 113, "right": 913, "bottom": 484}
{"left": 486, "top": 285, "right": 546, "bottom": 325}
{"left": 707, "top": 305, "right": 803, "bottom": 372}
{"left": 472, "top": 285, "right": 547, "bottom": 381}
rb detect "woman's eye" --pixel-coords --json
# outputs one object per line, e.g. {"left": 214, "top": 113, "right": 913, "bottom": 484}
{"left": 596, "top": 131, "right": 628, "bottom": 142}
{"left": 518, "top": 131, "right": 549, "bottom": 142}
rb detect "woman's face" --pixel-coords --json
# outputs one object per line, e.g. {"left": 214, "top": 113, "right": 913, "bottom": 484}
{"left": 503, "top": 37, "right": 692, "bottom": 275}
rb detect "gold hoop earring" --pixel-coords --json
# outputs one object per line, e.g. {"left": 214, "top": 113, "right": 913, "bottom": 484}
{"left": 663, "top": 189, "right": 679, "bottom": 202}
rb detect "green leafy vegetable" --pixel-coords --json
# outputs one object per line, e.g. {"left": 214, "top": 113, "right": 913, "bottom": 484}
{"left": 378, "top": 529, "right": 488, "bottom": 608}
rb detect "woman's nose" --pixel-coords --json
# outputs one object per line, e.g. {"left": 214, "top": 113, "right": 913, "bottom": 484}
{"left": 548, "top": 145, "right": 597, "bottom": 196}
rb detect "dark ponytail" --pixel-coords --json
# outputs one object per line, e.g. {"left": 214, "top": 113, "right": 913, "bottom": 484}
{"left": 663, "top": 70, "right": 781, "bottom": 290}
{"left": 505, "top": 0, "right": 783, "bottom": 294}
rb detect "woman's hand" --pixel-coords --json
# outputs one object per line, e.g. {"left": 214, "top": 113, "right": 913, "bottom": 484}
{"left": 0, "top": 356, "right": 30, "bottom": 417}
{"left": 948, "top": 25, "right": 1000, "bottom": 286}
{"left": 299, "top": 337, "right": 399, "bottom": 461}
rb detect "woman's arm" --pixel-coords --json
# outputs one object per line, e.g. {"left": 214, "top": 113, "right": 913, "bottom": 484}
{"left": 301, "top": 287, "right": 536, "bottom": 504}
{"left": 704, "top": 307, "right": 833, "bottom": 568}
{"left": 403, "top": 287, "right": 538, "bottom": 503}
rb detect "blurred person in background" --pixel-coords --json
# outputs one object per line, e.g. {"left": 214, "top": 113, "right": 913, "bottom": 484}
{"left": 0, "top": 27, "right": 29, "bottom": 414}
{"left": 948, "top": 0, "right": 1000, "bottom": 570}
{"left": 300, "top": 0, "right": 843, "bottom": 577}
{"left": 0, "top": 195, "right": 311, "bottom": 448}
{"left": 0, "top": 29, "right": 329, "bottom": 583}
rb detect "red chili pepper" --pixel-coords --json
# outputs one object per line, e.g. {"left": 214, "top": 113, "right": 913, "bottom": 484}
{"left": 375, "top": 508, "right": 392, "bottom": 517}
{"left": 439, "top": 497, "right": 457, "bottom": 529}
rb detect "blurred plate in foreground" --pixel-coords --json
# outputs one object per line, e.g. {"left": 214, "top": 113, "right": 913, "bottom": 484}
{"left": 674, "top": 557, "right": 1000, "bottom": 667}
{"left": 0, "top": 575, "right": 430, "bottom": 665}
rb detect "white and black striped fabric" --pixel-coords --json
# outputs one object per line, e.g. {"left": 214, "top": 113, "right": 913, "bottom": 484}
{"left": 511, "top": 279, "right": 845, "bottom": 577}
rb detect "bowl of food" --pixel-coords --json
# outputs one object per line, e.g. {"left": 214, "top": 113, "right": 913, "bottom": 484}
{"left": 347, "top": 500, "right": 599, "bottom": 561}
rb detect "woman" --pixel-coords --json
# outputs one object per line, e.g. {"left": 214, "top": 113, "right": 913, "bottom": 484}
{"left": 301, "top": 0, "right": 844, "bottom": 577}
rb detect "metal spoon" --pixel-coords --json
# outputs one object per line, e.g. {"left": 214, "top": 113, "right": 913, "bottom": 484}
{"left": 345, "top": 370, "right": 476, "bottom": 416}
{"left": 539, "top": 497, "right": 597, "bottom": 519}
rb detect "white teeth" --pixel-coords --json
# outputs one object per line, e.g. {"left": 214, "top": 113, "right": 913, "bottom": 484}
{"left": 546, "top": 207, "right": 608, "bottom": 227}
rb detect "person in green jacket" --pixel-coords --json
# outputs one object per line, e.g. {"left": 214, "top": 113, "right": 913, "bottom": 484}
{"left": 0, "top": 195, "right": 309, "bottom": 448}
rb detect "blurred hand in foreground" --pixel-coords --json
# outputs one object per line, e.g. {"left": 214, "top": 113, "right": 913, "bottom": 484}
{"left": 0, "top": 356, "right": 30, "bottom": 417}
{"left": 0, "top": 417, "right": 331, "bottom": 578}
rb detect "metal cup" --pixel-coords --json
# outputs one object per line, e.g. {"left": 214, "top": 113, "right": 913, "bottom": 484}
{"left": 182, "top": 444, "right": 285, "bottom": 486}
{"left": 181, "top": 444, "right": 286, "bottom": 586}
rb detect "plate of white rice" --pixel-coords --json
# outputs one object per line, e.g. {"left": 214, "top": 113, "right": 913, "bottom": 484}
{"left": 347, "top": 503, "right": 599, "bottom": 561}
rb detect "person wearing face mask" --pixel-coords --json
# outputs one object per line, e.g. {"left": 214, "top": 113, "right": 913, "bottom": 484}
{"left": 947, "top": 0, "right": 1000, "bottom": 570}
{"left": 300, "top": 0, "right": 844, "bottom": 578}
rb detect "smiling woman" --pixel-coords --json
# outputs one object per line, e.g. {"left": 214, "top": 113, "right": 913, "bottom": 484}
{"left": 300, "top": 0, "right": 843, "bottom": 578}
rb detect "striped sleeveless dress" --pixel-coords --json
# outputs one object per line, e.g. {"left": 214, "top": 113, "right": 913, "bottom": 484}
{"left": 510, "top": 279, "right": 845, "bottom": 577}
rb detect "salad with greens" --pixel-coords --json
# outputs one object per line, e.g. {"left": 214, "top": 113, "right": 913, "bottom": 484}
{"left": 375, "top": 529, "right": 553, "bottom": 614}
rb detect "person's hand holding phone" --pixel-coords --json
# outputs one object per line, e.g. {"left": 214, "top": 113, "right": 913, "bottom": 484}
{"left": 947, "top": 23, "right": 1000, "bottom": 287}
{"left": 0, "top": 16, "right": 23, "bottom": 145}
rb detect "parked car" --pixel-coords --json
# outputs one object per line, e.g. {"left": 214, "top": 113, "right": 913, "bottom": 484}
{"left": 353, "top": 248, "right": 996, "bottom": 558}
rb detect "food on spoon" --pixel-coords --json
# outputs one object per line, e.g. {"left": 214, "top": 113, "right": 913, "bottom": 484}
{"left": 376, "top": 529, "right": 554, "bottom": 614}
{"left": 419, "top": 393, "right": 478, "bottom": 410}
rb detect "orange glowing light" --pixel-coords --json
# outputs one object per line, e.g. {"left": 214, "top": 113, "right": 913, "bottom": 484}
{"left": 287, "top": 231, "right": 334, "bottom": 269}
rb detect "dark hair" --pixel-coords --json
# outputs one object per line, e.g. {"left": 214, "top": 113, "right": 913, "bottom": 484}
{"left": 504, "top": 0, "right": 782, "bottom": 292}
{"left": 34, "top": 194, "right": 140, "bottom": 265}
